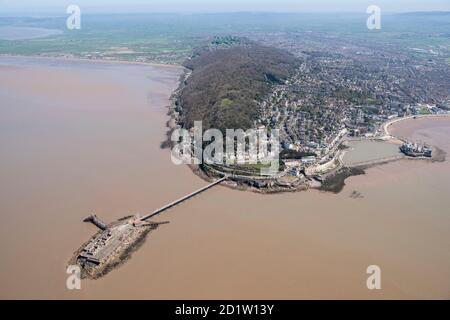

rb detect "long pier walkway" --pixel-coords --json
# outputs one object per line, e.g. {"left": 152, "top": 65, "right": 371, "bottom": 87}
{"left": 347, "top": 155, "right": 404, "bottom": 168}
{"left": 141, "top": 177, "right": 226, "bottom": 221}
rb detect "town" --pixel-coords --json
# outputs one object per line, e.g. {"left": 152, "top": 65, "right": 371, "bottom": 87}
{"left": 254, "top": 30, "right": 450, "bottom": 163}
{"left": 170, "top": 33, "right": 450, "bottom": 191}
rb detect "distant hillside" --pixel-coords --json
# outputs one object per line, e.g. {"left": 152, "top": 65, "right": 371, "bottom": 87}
{"left": 178, "top": 38, "right": 300, "bottom": 132}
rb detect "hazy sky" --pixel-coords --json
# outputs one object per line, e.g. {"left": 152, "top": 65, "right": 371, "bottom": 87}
{"left": 1, "top": 0, "right": 449, "bottom": 14}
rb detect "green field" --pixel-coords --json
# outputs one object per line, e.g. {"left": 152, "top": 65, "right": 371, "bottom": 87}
{"left": 1, "top": 13, "right": 450, "bottom": 64}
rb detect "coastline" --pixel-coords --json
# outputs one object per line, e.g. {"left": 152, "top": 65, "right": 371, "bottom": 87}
{"left": 43, "top": 46, "right": 442, "bottom": 195}
{"left": 0, "top": 53, "right": 183, "bottom": 69}
{"left": 383, "top": 113, "right": 450, "bottom": 138}
{"left": 2, "top": 47, "right": 450, "bottom": 299}
{"left": 319, "top": 114, "right": 450, "bottom": 193}
{"left": 162, "top": 63, "right": 450, "bottom": 193}
{"left": 163, "top": 100, "right": 450, "bottom": 193}
{"left": 13, "top": 54, "right": 444, "bottom": 195}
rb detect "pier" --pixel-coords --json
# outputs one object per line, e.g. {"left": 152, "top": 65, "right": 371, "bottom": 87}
{"left": 76, "top": 177, "right": 226, "bottom": 278}
{"left": 141, "top": 177, "right": 226, "bottom": 221}
{"left": 347, "top": 155, "right": 404, "bottom": 168}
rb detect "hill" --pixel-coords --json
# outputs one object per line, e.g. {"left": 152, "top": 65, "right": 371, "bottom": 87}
{"left": 177, "top": 38, "right": 300, "bottom": 132}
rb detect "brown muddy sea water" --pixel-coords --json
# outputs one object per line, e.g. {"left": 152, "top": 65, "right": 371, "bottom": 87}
{"left": 0, "top": 57, "right": 449, "bottom": 299}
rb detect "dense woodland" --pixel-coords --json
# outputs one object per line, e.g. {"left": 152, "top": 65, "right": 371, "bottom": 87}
{"left": 178, "top": 38, "right": 300, "bottom": 132}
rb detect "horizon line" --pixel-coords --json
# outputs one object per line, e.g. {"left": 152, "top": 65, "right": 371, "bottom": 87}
{"left": 1, "top": 10, "right": 450, "bottom": 17}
